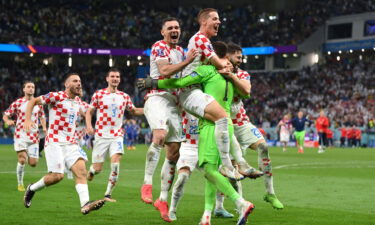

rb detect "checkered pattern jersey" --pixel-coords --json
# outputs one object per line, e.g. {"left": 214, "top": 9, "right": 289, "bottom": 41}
{"left": 90, "top": 89, "right": 134, "bottom": 138}
{"left": 4, "top": 97, "right": 45, "bottom": 143}
{"left": 181, "top": 111, "right": 199, "bottom": 145}
{"left": 41, "top": 91, "right": 80, "bottom": 144}
{"left": 231, "top": 69, "right": 251, "bottom": 126}
{"left": 74, "top": 97, "right": 89, "bottom": 142}
{"left": 182, "top": 32, "right": 216, "bottom": 77}
{"left": 147, "top": 40, "right": 185, "bottom": 98}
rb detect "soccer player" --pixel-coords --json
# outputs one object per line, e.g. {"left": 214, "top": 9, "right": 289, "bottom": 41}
{"left": 226, "top": 43, "right": 284, "bottom": 209}
{"left": 277, "top": 114, "right": 292, "bottom": 152}
{"left": 315, "top": 110, "right": 329, "bottom": 153}
{"left": 339, "top": 125, "right": 347, "bottom": 147}
{"left": 355, "top": 126, "right": 362, "bottom": 147}
{"left": 141, "top": 17, "right": 197, "bottom": 221}
{"left": 169, "top": 111, "right": 234, "bottom": 221}
{"left": 291, "top": 111, "right": 312, "bottom": 153}
{"left": 23, "top": 73, "right": 105, "bottom": 214}
{"left": 3, "top": 81, "right": 46, "bottom": 191}
{"left": 178, "top": 8, "right": 241, "bottom": 181}
{"left": 86, "top": 68, "right": 143, "bottom": 203}
{"left": 140, "top": 42, "right": 254, "bottom": 225}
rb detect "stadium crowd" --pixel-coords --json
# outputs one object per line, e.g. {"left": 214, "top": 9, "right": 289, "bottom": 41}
{"left": 249, "top": 56, "right": 375, "bottom": 128}
{"left": 1, "top": 0, "right": 374, "bottom": 49}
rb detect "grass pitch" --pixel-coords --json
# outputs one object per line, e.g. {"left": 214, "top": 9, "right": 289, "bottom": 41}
{"left": 0, "top": 144, "right": 374, "bottom": 225}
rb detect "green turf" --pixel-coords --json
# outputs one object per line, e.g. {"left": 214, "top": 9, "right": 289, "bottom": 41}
{"left": 0, "top": 144, "right": 374, "bottom": 225}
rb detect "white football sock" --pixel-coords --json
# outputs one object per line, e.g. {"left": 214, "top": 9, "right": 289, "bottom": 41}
{"left": 30, "top": 177, "right": 46, "bottom": 192}
{"left": 230, "top": 134, "right": 247, "bottom": 164}
{"left": 144, "top": 143, "right": 162, "bottom": 185}
{"left": 257, "top": 143, "right": 275, "bottom": 194}
{"left": 215, "top": 192, "right": 225, "bottom": 210}
{"left": 105, "top": 163, "right": 120, "bottom": 196}
{"left": 159, "top": 159, "right": 176, "bottom": 202}
{"left": 17, "top": 162, "right": 25, "bottom": 185}
{"left": 170, "top": 171, "right": 189, "bottom": 213}
{"left": 75, "top": 183, "right": 90, "bottom": 207}
{"left": 214, "top": 118, "right": 234, "bottom": 169}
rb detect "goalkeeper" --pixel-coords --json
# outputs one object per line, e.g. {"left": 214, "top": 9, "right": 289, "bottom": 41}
{"left": 138, "top": 41, "right": 254, "bottom": 225}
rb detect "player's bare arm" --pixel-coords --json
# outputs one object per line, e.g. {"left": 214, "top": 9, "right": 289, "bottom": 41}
{"left": 24, "top": 97, "right": 42, "bottom": 133}
{"left": 157, "top": 49, "right": 198, "bottom": 77}
{"left": 85, "top": 107, "right": 95, "bottom": 135}
{"left": 129, "top": 107, "right": 144, "bottom": 116}
{"left": 2, "top": 114, "right": 15, "bottom": 126}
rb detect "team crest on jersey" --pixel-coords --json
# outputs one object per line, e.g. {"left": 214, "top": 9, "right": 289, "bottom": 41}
{"left": 157, "top": 49, "right": 165, "bottom": 57}
{"left": 207, "top": 44, "right": 213, "bottom": 51}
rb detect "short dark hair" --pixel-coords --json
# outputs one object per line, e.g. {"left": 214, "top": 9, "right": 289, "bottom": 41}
{"left": 227, "top": 43, "right": 242, "bottom": 54}
{"left": 197, "top": 8, "right": 217, "bottom": 25}
{"left": 64, "top": 72, "right": 79, "bottom": 83}
{"left": 161, "top": 17, "right": 180, "bottom": 29}
{"left": 22, "top": 81, "right": 34, "bottom": 88}
{"left": 212, "top": 41, "right": 228, "bottom": 58}
{"left": 107, "top": 68, "right": 121, "bottom": 77}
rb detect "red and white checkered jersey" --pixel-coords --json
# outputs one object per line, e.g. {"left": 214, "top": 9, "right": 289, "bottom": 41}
{"left": 147, "top": 40, "right": 185, "bottom": 99}
{"left": 181, "top": 111, "right": 199, "bottom": 145}
{"left": 4, "top": 97, "right": 45, "bottom": 143}
{"left": 74, "top": 97, "right": 90, "bottom": 143}
{"left": 182, "top": 32, "right": 216, "bottom": 77}
{"left": 90, "top": 88, "right": 134, "bottom": 138}
{"left": 40, "top": 91, "right": 80, "bottom": 144}
{"left": 231, "top": 69, "right": 251, "bottom": 126}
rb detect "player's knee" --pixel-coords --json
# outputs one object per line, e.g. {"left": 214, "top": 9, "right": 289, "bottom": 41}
{"left": 29, "top": 162, "right": 37, "bottom": 167}
{"left": 166, "top": 150, "right": 179, "bottom": 162}
{"left": 52, "top": 173, "right": 65, "bottom": 182}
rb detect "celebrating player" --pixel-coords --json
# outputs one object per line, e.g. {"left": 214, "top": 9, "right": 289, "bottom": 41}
{"left": 226, "top": 43, "right": 284, "bottom": 209}
{"left": 23, "top": 73, "right": 106, "bottom": 214}
{"left": 315, "top": 110, "right": 329, "bottom": 153}
{"left": 86, "top": 68, "right": 143, "bottom": 202}
{"left": 3, "top": 81, "right": 46, "bottom": 191}
{"left": 277, "top": 114, "right": 292, "bottom": 152}
{"left": 141, "top": 17, "right": 198, "bottom": 222}
{"left": 291, "top": 111, "right": 312, "bottom": 153}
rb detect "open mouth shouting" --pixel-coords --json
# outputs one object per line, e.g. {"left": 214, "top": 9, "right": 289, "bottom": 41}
{"left": 213, "top": 24, "right": 219, "bottom": 33}
{"left": 170, "top": 32, "right": 179, "bottom": 42}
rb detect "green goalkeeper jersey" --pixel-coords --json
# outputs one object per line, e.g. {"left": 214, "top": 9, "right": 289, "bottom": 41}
{"left": 158, "top": 65, "right": 235, "bottom": 126}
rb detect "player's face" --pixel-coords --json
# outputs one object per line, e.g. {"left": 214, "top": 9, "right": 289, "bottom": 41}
{"left": 161, "top": 20, "right": 181, "bottom": 46}
{"left": 298, "top": 111, "right": 303, "bottom": 118}
{"left": 229, "top": 51, "right": 243, "bottom": 67}
{"left": 204, "top": 12, "right": 221, "bottom": 37}
{"left": 320, "top": 111, "right": 325, "bottom": 117}
{"left": 23, "top": 83, "right": 35, "bottom": 96}
{"left": 66, "top": 75, "right": 82, "bottom": 97}
{"left": 106, "top": 72, "right": 121, "bottom": 88}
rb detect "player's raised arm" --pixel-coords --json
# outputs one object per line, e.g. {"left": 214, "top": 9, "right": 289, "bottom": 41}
{"left": 24, "top": 97, "right": 42, "bottom": 133}
{"left": 157, "top": 48, "right": 198, "bottom": 77}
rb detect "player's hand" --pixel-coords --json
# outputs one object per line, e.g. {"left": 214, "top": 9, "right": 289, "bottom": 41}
{"left": 185, "top": 49, "right": 198, "bottom": 63}
{"left": 6, "top": 120, "right": 15, "bottom": 126}
{"left": 136, "top": 78, "right": 158, "bottom": 90}
{"left": 86, "top": 126, "right": 95, "bottom": 136}
{"left": 24, "top": 120, "right": 36, "bottom": 133}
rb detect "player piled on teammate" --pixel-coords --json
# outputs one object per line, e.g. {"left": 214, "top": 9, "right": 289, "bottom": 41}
{"left": 177, "top": 8, "right": 243, "bottom": 181}
{"left": 226, "top": 43, "right": 284, "bottom": 209}
{"left": 86, "top": 68, "right": 143, "bottom": 203}
{"left": 169, "top": 111, "right": 234, "bottom": 221}
{"left": 23, "top": 73, "right": 106, "bottom": 214}
{"left": 141, "top": 17, "right": 198, "bottom": 222}
{"left": 315, "top": 110, "right": 329, "bottom": 153}
{"left": 277, "top": 114, "right": 292, "bottom": 152}
{"left": 3, "top": 81, "right": 47, "bottom": 192}
{"left": 139, "top": 41, "right": 254, "bottom": 225}
{"left": 291, "top": 111, "right": 312, "bottom": 153}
